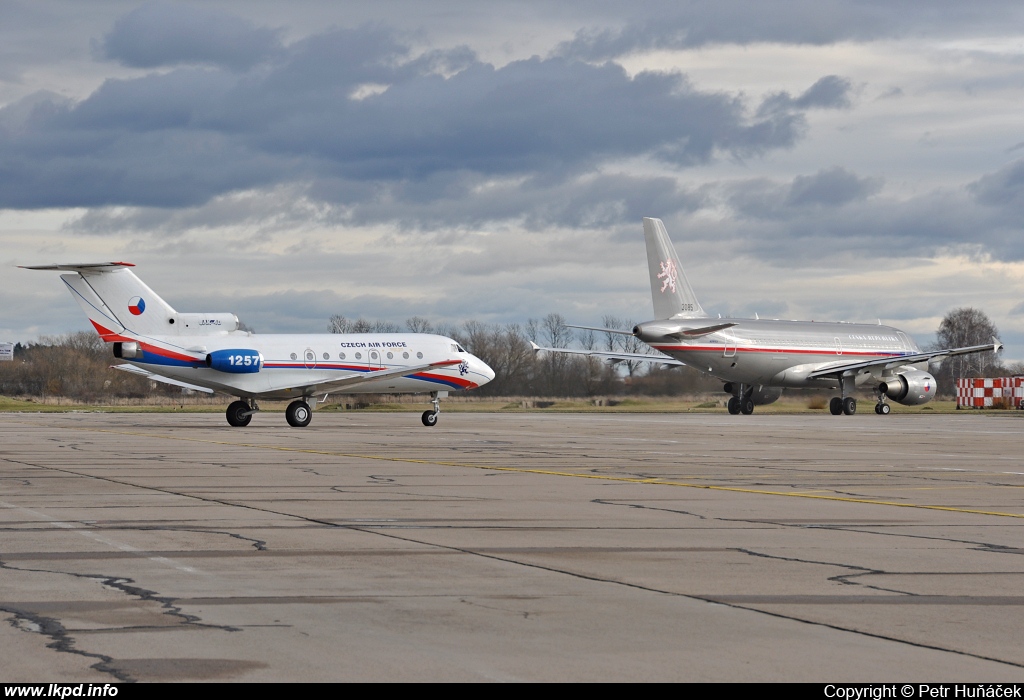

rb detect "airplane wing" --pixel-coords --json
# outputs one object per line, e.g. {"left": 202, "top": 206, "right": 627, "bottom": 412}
{"left": 566, "top": 324, "right": 634, "bottom": 335}
{"left": 111, "top": 364, "right": 215, "bottom": 393}
{"left": 807, "top": 339, "right": 1003, "bottom": 379}
{"left": 567, "top": 322, "right": 736, "bottom": 338}
{"left": 530, "top": 342, "right": 685, "bottom": 366}
{"left": 290, "top": 359, "right": 465, "bottom": 394}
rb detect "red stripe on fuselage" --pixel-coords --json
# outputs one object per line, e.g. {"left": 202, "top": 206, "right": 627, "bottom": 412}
{"left": 651, "top": 344, "right": 907, "bottom": 358}
{"left": 412, "top": 371, "right": 477, "bottom": 389}
{"left": 140, "top": 343, "right": 204, "bottom": 363}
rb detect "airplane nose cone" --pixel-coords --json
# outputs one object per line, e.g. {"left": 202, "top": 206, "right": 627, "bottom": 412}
{"left": 475, "top": 356, "right": 495, "bottom": 384}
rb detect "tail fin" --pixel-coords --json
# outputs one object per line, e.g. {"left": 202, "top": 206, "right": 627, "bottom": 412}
{"left": 24, "top": 263, "right": 177, "bottom": 339}
{"left": 642, "top": 217, "right": 706, "bottom": 320}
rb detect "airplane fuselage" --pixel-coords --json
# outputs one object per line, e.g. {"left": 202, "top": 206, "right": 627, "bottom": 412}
{"left": 119, "top": 331, "right": 493, "bottom": 400}
{"left": 646, "top": 319, "right": 922, "bottom": 389}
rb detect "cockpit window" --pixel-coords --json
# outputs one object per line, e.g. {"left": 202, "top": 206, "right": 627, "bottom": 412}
{"left": 457, "top": 345, "right": 466, "bottom": 353}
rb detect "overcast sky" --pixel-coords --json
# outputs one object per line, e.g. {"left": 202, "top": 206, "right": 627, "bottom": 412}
{"left": 2, "top": 0, "right": 1022, "bottom": 361}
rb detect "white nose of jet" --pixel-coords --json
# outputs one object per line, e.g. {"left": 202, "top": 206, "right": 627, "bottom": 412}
{"left": 471, "top": 354, "right": 495, "bottom": 386}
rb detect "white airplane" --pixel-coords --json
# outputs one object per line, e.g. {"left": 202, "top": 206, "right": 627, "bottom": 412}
{"left": 25, "top": 262, "right": 495, "bottom": 427}
{"left": 533, "top": 218, "right": 1001, "bottom": 415}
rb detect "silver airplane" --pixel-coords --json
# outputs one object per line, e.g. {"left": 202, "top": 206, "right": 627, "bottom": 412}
{"left": 533, "top": 217, "right": 1001, "bottom": 415}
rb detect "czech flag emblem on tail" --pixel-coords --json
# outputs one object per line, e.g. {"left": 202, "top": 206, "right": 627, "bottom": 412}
{"left": 128, "top": 297, "right": 146, "bottom": 315}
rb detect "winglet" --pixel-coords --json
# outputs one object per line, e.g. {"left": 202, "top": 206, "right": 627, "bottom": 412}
{"left": 994, "top": 336, "right": 1004, "bottom": 354}
{"left": 530, "top": 341, "right": 541, "bottom": 353}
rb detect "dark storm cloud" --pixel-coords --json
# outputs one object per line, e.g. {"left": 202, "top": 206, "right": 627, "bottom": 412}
{"left": 0, "top": 10, "right": 823, "bottom": 214}
{"left": 99, "top": 1, "right": 284, "bottom": 70}
{"left": 727, "top": 167, "right": 881, "bottom": 218}
{"left": 757, "top": 76, "right": 853, "bottom": 117}
{"left": 970, "top": 158, "right": 1024, "bottom": 209}
{"left": 556, "top": 0, "right": 1024, "bottom": 60}
{"left": 786, "top": 166, "right": 881, "bottom": 207}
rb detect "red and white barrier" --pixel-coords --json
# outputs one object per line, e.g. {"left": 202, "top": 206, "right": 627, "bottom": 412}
{"left": 956, "top": 377, "right": 1024, "bottom": 409}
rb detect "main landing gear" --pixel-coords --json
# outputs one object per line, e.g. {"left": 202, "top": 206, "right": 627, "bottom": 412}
{"left": 828, "top": 396, "right": 857, "bottom": 416}
{"left": 827, "top": 375, "right": 870, "bottom": 416}
{"left": 286, "top": 399, "right": 312, "bottom": 428}
{"left": 226, "top": 399, "right": 258, "bottom": 427}
{"left": 421, "top": 392, "right": 441, "bottom": 427}
{"left": 726, "top": 384, "right": 755, "bottom": 415}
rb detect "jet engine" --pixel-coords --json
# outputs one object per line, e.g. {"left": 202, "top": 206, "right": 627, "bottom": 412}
{"left": 879, "top": 368, "right": 936, "bottom": 406}
{"left": 206, "top": 349, "right": 263, "bottom": 374}
{"left": 723, "top": 383, "right": 782, "bottom": 405}
{"left": 112, "top": 341, "right": 142, "bottom": 359}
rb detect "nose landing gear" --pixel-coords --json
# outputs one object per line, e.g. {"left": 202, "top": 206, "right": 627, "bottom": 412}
{"left": 421, "top": 392, "right": 441, "bottom": 427}
{"left": 226, "top": 399, "right": 259, "bottom": 427}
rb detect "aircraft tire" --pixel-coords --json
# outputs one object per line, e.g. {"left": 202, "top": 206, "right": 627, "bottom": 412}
{"left": 829, "top": 397, "right": 843, "bottom": 415}
{"left": 879, "top": 403, "right": 891, "bottom": 415}
{"left": 741, "top": 399, "right": 755, "bottom": 415}
{"left": 286, "top": 400, "right": 312, "bottom": 428}
{"left": 727, "top": 397, "right": 741, "bottom": 415}
{"left": 421, "top": 410, "right": 438, "bottom": 427}
{"left": 842, "top": 397, "right": 857, "bottom": 415}
{"left": 226, "top": 401, "right": 252, "bottom": 427}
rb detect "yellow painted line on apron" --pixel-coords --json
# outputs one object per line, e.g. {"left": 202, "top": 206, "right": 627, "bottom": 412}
{"left": 24, "top": 423, "right": 1024, "bottom": 520}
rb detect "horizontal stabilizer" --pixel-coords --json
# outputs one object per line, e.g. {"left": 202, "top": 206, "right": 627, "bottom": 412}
{"left": 530, "top": 341, "right": 684, "bottom": 366}
{"left": 566, "top": 324, "right": 634, "bottom": 336}
{"left": 21, "top": 262, "right": 135, "bottom": 272}
{"left": 675, "top": 322, "right": 737, "bottom": 338}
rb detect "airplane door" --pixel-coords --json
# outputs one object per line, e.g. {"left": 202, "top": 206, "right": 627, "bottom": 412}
{"left": 834, "top": 337, "right": 843, "bottom": 355}
{"left": 367, "top": 348, "right": 383, "bottom": 370}
{"left": 303, "top": 347, "right": 317, "bottom": 369}
{"left": 723, "top": 344, "right": 736, "bottom": 358}
{"left": 896, "top": 331, "right": 911, "bottom": 352}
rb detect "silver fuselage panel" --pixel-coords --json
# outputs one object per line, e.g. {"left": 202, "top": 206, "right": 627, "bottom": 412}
{"left": 646, "top": 319, "right": 919, "bottom": 387}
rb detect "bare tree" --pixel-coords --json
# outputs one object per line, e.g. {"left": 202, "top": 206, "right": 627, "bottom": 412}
{"left": 524, "top": 318, "right": 539, "bottom": 344}
{"left": 329, "top": 315, "right": 400, "bottom": 333}
{"left": 936, "top": 307, "right": 1001, "bottom": 376}
{"left": 541, "top": 313, "right": 574, "bottom": 349}
{"left": 328, "top": 314, "right": 355, "bottom": 333}
{"left": 406, "top": 316, "right": 433, "bottom": 333}
{"left": 933, "top": 307, "right": 1002, "bottom": 394}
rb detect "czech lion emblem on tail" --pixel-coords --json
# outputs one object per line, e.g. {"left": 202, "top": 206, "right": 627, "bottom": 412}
{"left": 658, "top": 260, "right": 677, "bottom": 294}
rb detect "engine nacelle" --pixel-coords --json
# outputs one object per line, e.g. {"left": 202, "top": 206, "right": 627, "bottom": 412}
{"left": 173, "top": 313, "right": 239, "bottom": 332}
{"left": 206, "top": 349, "right": 263, "bottom": 373}
{"left": 112, "top": 341, "right": 142, "bottom": 359}
{"left": 879, "top": 369, "right": 936, "bottom": 406}
{"left": 723, "top": 383, "right": 782, "bottom": 405}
